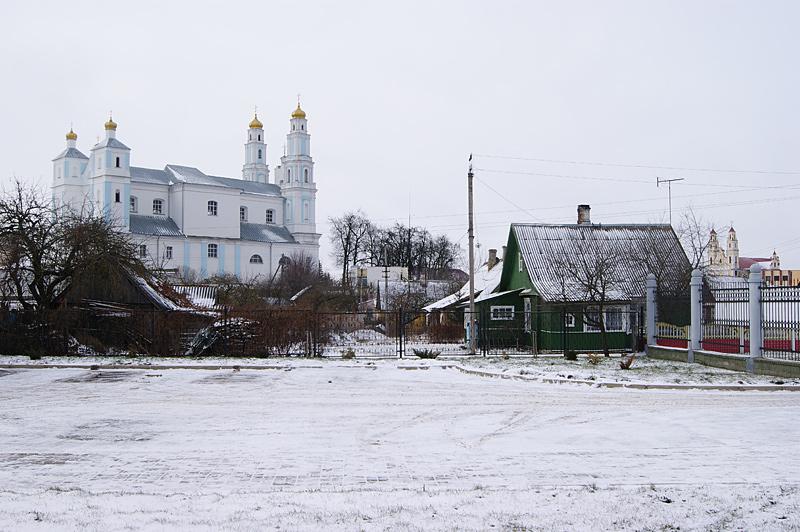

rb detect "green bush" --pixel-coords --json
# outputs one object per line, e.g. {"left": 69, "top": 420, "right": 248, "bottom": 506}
{"left": 564, "top": 350, "right": 578, "bottom": 361}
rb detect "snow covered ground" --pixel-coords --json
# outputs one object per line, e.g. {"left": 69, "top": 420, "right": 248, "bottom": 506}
{"left": 1, "top": 364, "right": 799, "bottom": 530}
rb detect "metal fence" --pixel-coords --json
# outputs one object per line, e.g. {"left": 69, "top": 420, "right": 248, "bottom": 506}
{"left": 654, "top": 294, "right": 690, "bottom": 349}
{"left": 702, "top": 281, "right": 750, "bottom": 354}
{"left": 762, "top": 285, "right": 800, "bottom": 360}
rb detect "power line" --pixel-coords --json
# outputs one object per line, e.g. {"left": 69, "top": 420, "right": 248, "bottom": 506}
{"left": 473, "top": 154, "right": 800, "bottom": 176}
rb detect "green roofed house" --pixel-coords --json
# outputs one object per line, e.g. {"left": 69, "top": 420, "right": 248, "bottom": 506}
{"left": 473, "top": 205, "right": 690, "bottom": 354}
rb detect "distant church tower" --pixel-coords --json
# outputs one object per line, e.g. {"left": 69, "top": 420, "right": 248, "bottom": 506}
{"left": 52, "top": 127, "right": 89, "bottom": 210}
{"left": 726, "top": 226, "right": 739, "bottom": 273}
{"left": 242, "top": 113, "right": 269, "bottom": 183}
{"left": 279, "top": 102, "right": 319, "bottom": 245}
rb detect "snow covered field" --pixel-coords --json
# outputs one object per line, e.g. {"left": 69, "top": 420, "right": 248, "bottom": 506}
{"left": 1, "top": 364, "right": 799, "bottom": 530}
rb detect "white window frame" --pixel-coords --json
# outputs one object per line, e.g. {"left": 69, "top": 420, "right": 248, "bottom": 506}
{"left": 584, "top": 306, "right": 626, "bottom": 333}
{"left": 518, "top": 254, "right": 523, "bottom": 272}
{"left": 565, "top": 313, "right": 576, "bottom": 328}
{"left": 152, "top": 199, "right": 164, "bottom": 215}
{"left": 266, "top": 209, "right": 274, "bottom": 224}
{"left": 207, "top": 243, "right": 218, "bottom": 258}
{"left": 249, "top": 254, "right": 263, "bottom": 264}
{"left": 165, "top": 246, "right": 173, "bottom": 260}
{"left": 240, "top": 206, "right": 248, "bottom": 222}
{"left": 490, "top": 305, "right": 515, "bottom": 321}
{"left": 207, "top": 200, "right": 218, "bottom": 216}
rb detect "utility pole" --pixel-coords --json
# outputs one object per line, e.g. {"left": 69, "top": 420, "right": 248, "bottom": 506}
{"left": 467, "top": 154, "right": 477, "bottom": 354}
{"left": 657, "top": 177, "right": 684, "bottom": 226}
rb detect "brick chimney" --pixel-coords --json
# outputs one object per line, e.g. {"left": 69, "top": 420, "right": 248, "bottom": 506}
{"left": 577, "top": 204, "right": 591, "bottom": 225}
{"left": 488, "top": 248, "right": 498, "bottom": 270}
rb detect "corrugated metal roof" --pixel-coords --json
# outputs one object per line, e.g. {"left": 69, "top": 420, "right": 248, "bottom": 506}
{"left": 211, "top": 175, "right": 281, "bottom": 196}
{"left": 52, "top": 147, "right": 88, "bottom": 161}
{"left": 423, "top": 259, "right": 504, "bottom": 311}
{"left": 165, "top": 165, "right": 221, "bottom": 187}
{"left": 240, "top": 222, "right": 296, "bottom": 243}
{"left": 129, "top": 165, "right": 283, "bottom": 195}
{"left": 129, "top": 215, "right": 185, "bottom": 237}
{"left": 513, "top": 223, "right": 689, "bottom": 302}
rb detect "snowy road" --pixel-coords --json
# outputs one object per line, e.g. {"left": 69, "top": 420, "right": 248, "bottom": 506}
{"left": 0, "top": 364, "right": 798, "bottom": 530}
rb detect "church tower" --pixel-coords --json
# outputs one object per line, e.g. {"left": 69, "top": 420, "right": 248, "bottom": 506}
{"left": 279, "top": 102, "right": 319, "bottom": 246}
{"left": 770, "top": 250, "right": 781, "bottom": 270}
{"left": 52, "top": 128, "right": 89, "bottom": 211}
{"left": 89, "top": 116, "right": 131, "bottom": 230}
{"left": 726, "top": 226, "right": 739, "bottom": 273}
{"left": 242, "top": 112, "right": 269, "bottom": 183}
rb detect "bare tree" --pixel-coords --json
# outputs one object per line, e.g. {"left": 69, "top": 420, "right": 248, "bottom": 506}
{"left": 328, "top": 210, "right": 373, "bottom": 284}
{"left": 552, "top": 235, "right": 625, "bottom": 356}
{"left": 0, "top": 180, "right": 144, "bottom": 311}
{"left": 675, "top": 206, "right": 715, "bottom": 272}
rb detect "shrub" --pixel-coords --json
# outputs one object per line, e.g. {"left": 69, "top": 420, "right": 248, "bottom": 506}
{"left": 341, "top": 348, "right": 355, "bottom": 359}
{"left": 620, "top": 354, "right": 636, "bottom": 370}
{"left": 413, "top": 348, "right": 440, "bottom": 359}
{"left": 587, "top": 353, "right": 601, "bottom": 365}
{"left": 564, "top": 350, "right": 578, "bottom": 361}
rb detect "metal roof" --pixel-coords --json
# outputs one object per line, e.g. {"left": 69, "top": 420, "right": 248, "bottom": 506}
{"left": 131, "top": 167, "right": 172, "bottom": 185}
{"left": 240, "top": 223, "right": 296, "bottom": 243}
{"left": 129, "top": 165, "right": 281, "bottom": 196}
{"left": 129, "top": 215, "right": 185, "bottom": 237}
{"left": 91, "top": 138, "right": 130, "bottom": 150}
{"left": 512, "top": 223, "right": 689, "bottom": 302}
{"left": 52, "top": 147, "right": 88, "bottom": 161}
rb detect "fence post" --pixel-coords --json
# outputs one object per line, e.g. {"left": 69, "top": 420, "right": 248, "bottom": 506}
{"left": 689, "top": 268, "right": 703, "bottom": 363}
{"left": 748, "top": 264, "right": 763, "bottom": 372}
{"left": 645, "top": 273, "right": 657, "bottom": 350}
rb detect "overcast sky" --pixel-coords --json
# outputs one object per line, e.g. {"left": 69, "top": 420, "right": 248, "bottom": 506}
{"left": 2, "top": 0, "right": 798, "bottom": 272}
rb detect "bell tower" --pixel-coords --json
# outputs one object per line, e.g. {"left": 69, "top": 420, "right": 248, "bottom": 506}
{"left": 243, "top": 111, "right": 269, "bottom": 183}
{"left": 280, "top": 101, "right": 319, "bottom": 247}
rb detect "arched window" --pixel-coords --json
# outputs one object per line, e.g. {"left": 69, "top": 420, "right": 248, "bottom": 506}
{"left": 130, "top": 196, "right": 138, "bottom": 213}
{"left": 153, "top": 199, "right": 164, "bottom": 215}
{"left": 304, "top": 168, "right": 309, "bottom": 183}
{"left": 303, "top": 200, "right": 310, "bottom": 222}
{"left": 266, "top": 209, "right": 274, "bottom": 223}
{"left": 207, "top": 243, "right": 218, "bottom": 258}
{"left": 240, "top": 206, "right": 248, "bottom": 222}
{"left": 301, "top": 124, "right": 304, "bottom": 130}
{"left": 115, "top": 156, "right": 121, "bottom": 168}
{"left": 207, "top": 200, "right": 218, "bottom": 216}
{"left": 258, "top": 134, "right": 261, "bottom": 141}
{"left": 292, "top": 124, "right": 295, "bottom": 131}
{"left": 287, "top": 169, "right": 291, "bottom": 180}
{"left": 258, "top": 148, "right": 262, "bottom": 160}
{"left": 249, "top": 254, "right": 263, "bottom": 264}
{"left": 114, "top": 189, "right": 121, "bottom": 203}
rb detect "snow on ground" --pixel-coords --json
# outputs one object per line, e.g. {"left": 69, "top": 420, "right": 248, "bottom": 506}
{"left": 1, "top": 364, "right": 799, "bottom": 530}
{"left": 457, "top": 354, "right": 800, "bottom": 386}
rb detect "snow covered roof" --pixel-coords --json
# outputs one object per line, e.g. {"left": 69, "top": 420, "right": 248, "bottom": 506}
{"left": 172, "top": 285, "right": 219, "bottom": 309}
{"left": 130, "top": 167, "right": 171, "bottom": 185}
{"left": 473, "top": 288, "right": 523, "bottom": 304}
{"left": 240, "top": 223, "right": 296, "bottom": 243}
{"left": 423, "top": 259, "right": 503, "bottom": 312}
{"left": 52, "top": 147, "right": 88, "bottom": 161}
{"left": 513, "top": 223, "right": 689, "bottom": 302}
{"left": 129, "top": 215, "right": 185, "bottom": 237}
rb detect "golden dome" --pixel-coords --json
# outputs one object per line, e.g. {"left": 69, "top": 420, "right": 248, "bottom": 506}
{"left": 249, "top": 114, "right": 263, "bottom": 129}
{"left": 65, "top": 128, "right": 78, "bottom": 141}
{"left": 104, "top": 115, "right": 117, "bottom": 130}
{"left": 291, "top": 103, "right": 306, "bottom": 119}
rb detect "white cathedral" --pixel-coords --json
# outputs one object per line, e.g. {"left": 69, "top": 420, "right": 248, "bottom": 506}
{"left": 52, "top": 104, "right": 320, "bottom": 280}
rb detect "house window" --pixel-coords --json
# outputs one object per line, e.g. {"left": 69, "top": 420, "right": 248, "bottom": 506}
{"left": 304, "top": 168, "right": 309, "bottom": 183}
{"left": 207, "top": 200, "right": 218, "bottom": 216}
{"left": 565, "top": 313, "right": 576, "bottom": 328}
{"left": 165, "top": 246, "right": 173, "bottom": 260}
{"left": 584, "top": 307, "right": 626, "bottom": 332}
{"left": 130, "top": 196, "right": 138, "bottom": 213}
{"left": 115, "top": 156, "right": 120, "bottom": 168}
{"left": 240, "top": 206, "right": 248, "bottom": 221}
{"left": 208, "top": 243, "right": 218, "bottom": 258}
{"left": 115, "top": 190, "right": 121, "bottom": 203}
{"left": 250, "top": 254, "right": 263, "bottom": 264}
{"left": 258, "top": 148, "right": 262, "bottom": 159}
{"left": 138, "top": 244, "right": 147, "bottom": 258}
{"left": 518, "top": 254, "right": 523, "bottom": 272}
{"left": 266, "top": 209, "right": 274, "bottom": 223}
{"left": 153, "top": 199, "right": 163, "bottom": 215}
{"left": 490, "top": 305, "right": 515, "bottom": 321}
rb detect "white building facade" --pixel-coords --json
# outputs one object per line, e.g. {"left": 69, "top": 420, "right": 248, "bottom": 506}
{"left": 51, "top": 105, "right": 320, "bottom": 280}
